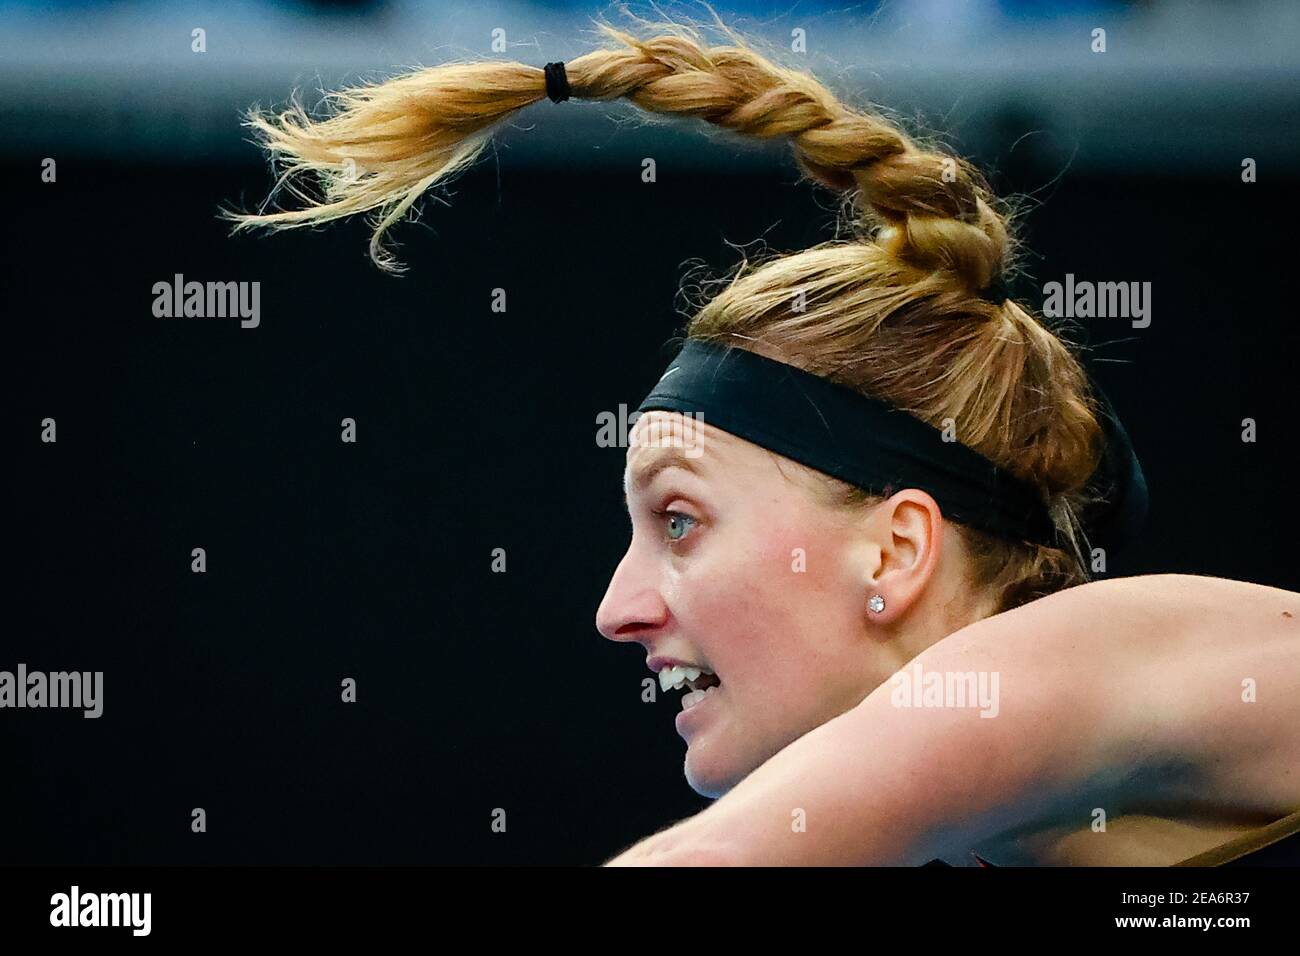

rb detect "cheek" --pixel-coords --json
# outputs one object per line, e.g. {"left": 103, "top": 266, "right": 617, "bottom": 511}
{"left": 757, "top": 518, "right": 855, "bottom": 607}
{"left": 662, "top": 526, "right": 794, "bottom": 677}
{"left": 684, "top": 520, "right": 848, "bottom": 675}
{"left": 745, "top": 523, "right": 868, "bottom": 694}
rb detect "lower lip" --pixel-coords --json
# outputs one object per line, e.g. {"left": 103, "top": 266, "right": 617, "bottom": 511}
{"left": 674, "top": 685, "right": 722, "bottom": 736}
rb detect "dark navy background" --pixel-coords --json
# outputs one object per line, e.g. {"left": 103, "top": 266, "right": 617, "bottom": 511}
{"left": 5, "top": 114, "right": 1299, "bottom": 863}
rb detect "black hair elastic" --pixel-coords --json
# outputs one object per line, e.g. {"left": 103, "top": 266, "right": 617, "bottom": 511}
{"left": 543, "top": 61, "right": 571, "bottom": 103}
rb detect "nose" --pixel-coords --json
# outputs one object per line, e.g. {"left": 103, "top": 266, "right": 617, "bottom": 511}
{"left": 595, "top": 545, "right": 669, "bottom": 643}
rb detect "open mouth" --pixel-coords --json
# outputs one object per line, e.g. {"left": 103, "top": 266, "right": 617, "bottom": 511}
{"left": 658, "top": 664, "right": 722, "bottom": 694}
{"left": 679, "top": 673, "right": 722, "bottom": 712}
{"left": 687, "top": 672, "right": 721, "bottom": 692}
{"left": 658, "top": 666, "right": 723, "bottom": 713}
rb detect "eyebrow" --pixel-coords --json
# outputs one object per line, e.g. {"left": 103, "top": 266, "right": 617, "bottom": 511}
{"left": 623, "top": 447, "right": 706, "bottom": 499}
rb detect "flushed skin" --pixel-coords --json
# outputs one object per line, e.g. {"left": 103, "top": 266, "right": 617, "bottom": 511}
{"left": 598, "top": 412, "right": 1300, "bottom": 866}
{"left": 222, "top": 11, "right": 1300, "bottom": 866}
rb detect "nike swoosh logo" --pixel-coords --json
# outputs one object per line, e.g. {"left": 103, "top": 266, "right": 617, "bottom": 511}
{"left": 657, "top": 366, "right": 680, "bottom": 383}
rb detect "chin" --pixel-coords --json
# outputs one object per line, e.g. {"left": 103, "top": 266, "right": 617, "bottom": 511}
{"left": 684, "top": 764, "right": 729, "bottom": 800}
{"left": 683, "top": 748, "right": 747, "bottom": 800}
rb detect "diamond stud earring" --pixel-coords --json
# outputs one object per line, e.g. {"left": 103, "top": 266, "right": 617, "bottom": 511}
{"left": 867, "top": 594, "right": 886, "bottom": 614}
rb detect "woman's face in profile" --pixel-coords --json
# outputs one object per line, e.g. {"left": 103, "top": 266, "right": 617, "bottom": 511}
{"left": 597, "top": 411, "right": 880, "bottom": 798}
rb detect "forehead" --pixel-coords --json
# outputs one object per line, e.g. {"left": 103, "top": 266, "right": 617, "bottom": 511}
{"left": 623, "top": 411, "right": 726, "bottom": 494}
{"left": 623, "top": 410, "right": 843, "bottom": 509}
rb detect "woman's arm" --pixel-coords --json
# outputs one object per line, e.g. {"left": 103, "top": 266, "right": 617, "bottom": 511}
{"left": 604, "top": 590, "right": 1117, "bottom": 866}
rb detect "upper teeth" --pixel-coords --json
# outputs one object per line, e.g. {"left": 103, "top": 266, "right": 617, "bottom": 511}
{"left": 658, "top": 664, "right": 714, "bottom": 692}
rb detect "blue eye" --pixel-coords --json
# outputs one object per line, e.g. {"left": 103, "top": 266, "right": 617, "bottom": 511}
{"left": 656, "top": 510, "right": 697, "bottom": 544}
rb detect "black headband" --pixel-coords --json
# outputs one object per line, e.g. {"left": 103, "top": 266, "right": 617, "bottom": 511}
{"left": 636, "top": 339, "right": 1148, "bottom": 552}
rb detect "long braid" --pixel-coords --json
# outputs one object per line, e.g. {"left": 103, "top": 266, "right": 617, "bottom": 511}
{"left": 226, "top": 21, "right": 1006, "bottom": 287}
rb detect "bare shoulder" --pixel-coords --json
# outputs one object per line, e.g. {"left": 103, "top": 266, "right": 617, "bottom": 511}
{"left": 938, "top": 572, "right": 1300, "bottom": 665}
{"left": 925, "top": 573, "right": 1300, "bottom": 828}
{"left": 694, "top": 573, "right": 1298, "bottom": 865}
{"left": 1084, "top": 572, "right": 1300, "bottom": 635}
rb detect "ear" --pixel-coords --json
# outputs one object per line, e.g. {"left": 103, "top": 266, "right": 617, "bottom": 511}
{"left": 861, "top": 489, "right": 944, "bottom": 623}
